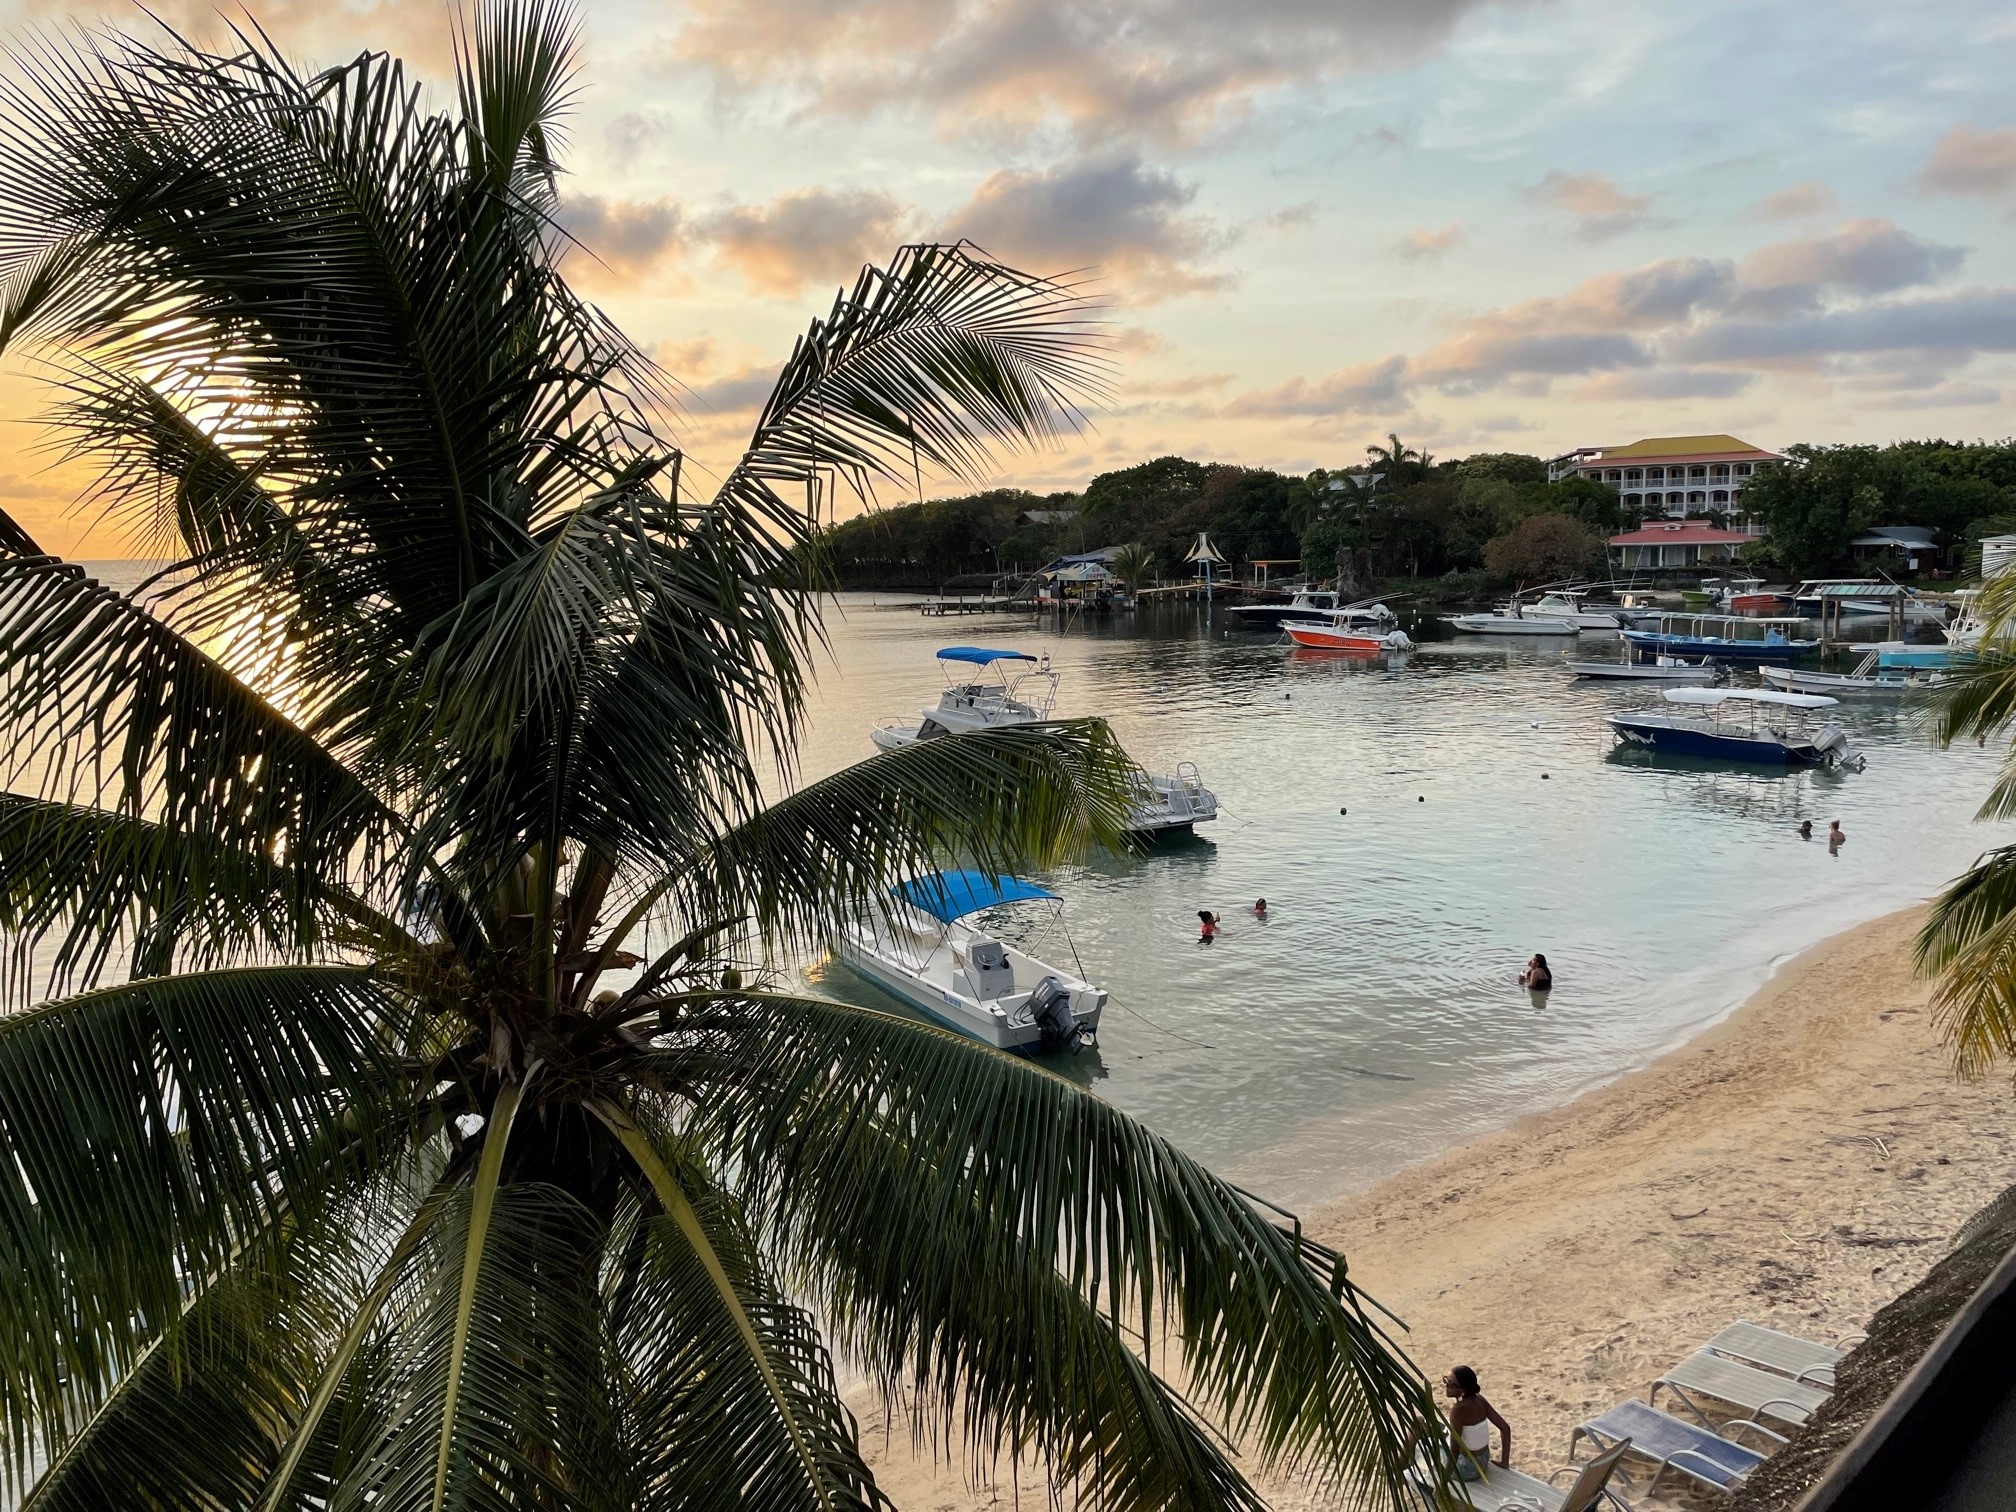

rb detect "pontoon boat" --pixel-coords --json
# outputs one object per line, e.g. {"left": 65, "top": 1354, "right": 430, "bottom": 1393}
{"left": 836, "top": 870, "right": 1106, "bottom": 1053}
{"left": 1620, "top": 614, "right": 1818, "bottom": 663}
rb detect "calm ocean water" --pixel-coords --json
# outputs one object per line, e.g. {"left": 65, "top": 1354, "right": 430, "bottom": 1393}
{"left": 63, "top": 566, "right": 2007, "bottom": 1213}
{"left": 795, "top": 593, "right": 2005, "bottom": 1210}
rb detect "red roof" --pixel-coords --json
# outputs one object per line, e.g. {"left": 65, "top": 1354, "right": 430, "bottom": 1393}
{"left": 1608, "top": 523, "right": 1753, "bottom": 546}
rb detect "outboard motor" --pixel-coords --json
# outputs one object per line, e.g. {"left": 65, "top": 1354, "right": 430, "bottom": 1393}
{"left": 1811, "top": 721, "right": 1866, "bottom": 772}
{"left": 1382, "top": 629, "right": 1415, "bottom": 652}
{"left": 1027, "top": 975, "right": 1084, "bottom": 1055}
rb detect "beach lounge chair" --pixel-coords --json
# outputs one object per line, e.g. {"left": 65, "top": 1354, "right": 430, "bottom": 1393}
{"left": 1650, "top": 1350, "right": 1830, "bottom": 1428}
{"left": 1702, "top": 1320, "right": 1845, "bottom": 1386}
{"left": 1406, "top": 1437, "right": 1635, "bottom": 1511}
{"left": 1571, "top": 1399, "right": 1782, "bottom": 1498}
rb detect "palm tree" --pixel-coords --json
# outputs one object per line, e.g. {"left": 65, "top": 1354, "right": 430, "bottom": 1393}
{"left": 0, "top": 6, "right": 1443, "bottom": 1509}
{"left": 1917, "top": 572, "right": 2016, "bottom": 1079}
{"left": 1109, "top": 541, "right": 1157, "bottom": 593}
{"left": 1364, "top": 434, "right": 1428, "bottom": 493}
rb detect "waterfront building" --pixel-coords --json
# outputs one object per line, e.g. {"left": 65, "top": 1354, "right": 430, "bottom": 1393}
{"left": 1549, "top": 434, "right": 1780, "bottom": 528}
{"left": 1606, "top": 520, "right": 1754, "bottom": 571}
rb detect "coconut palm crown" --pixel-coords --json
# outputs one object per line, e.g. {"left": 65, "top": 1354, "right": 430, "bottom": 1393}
{"left": 0, "top": 6, "right": 1442, "bottom": 1508}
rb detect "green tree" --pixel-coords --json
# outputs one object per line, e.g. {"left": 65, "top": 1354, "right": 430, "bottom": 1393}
{"left": 1450, "top": 452, "right": 1549, "bottom": 487}
{"left": 0, "top": 8, "right": 1438, "bottom": 1508}
{"left": 1080, "top": 455, "right": 1209, "bottom": 532}
{"left": 1108, "top": 541, "right": 1158, "bottom": 592}
{"left": 1483, "top": 514, "right": 1609, "bottom": 585}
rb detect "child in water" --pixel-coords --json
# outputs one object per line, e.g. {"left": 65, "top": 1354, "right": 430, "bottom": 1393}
{"left": 1198, "top": 910, "right": 1218, "bottom": 943}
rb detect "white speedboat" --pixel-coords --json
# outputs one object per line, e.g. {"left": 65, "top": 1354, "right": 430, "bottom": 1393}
{"left": 1760, "top": 651, "right": 1946, "bottom": 696}
{"left": 870, "top": 647, "right": 1218, "bottom": 833}
{"left": 1529, "top": 591, "right": 1628, "bottom": 631}
{"left": 836, "top": 870, "right": 1106, "bottom": 1053}
{"left": 1564, "top": 654, "right": 1720, "bottom": 682}
{"left": 1130, "top": 762, "right": 1218, "bottom": 833}
{"left": 1229, "top": 587, "right": 1342, "bottom": 630}
{"left": 871, "top": 646, "right": 1059, "bottom": 751}
{"left": 1444, "top": 603, "right": 1581, "bottom": 636}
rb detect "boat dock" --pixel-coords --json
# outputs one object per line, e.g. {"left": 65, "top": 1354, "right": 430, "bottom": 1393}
{"left": 919, "top": 596, "right": 1031, "bottom": 616}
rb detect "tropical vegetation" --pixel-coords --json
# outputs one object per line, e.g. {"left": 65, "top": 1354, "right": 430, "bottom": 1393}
{"left": 0, "top": 4, "right": 1447, "bottom": 1508}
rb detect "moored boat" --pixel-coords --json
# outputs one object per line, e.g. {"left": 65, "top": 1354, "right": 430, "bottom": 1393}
{"left": 871, "top": 646, "right": 1058, "bottom": 752}
{"left": 1529, "top": 590, "right": 1628, "bottom": 631}
{"left": 1282, "top": 602, "right": 1413, "bottom": 652}
{"left": 1565, "top": 654, "right": 1720, "bottom": 682}
{"left": 1443, "top": 603, "right": 1580, "bottom": 636}
{"left": 1620, "top": 613, "right": 1817, "bottom": 663}
{"left": 1760, "top": 652, "right": 1946, "bottom": 696}
{"left": 1229, "top": 587, "right": 1340, "bottom": 630}
{"left": 836, "top": 870, "right": 1106, "bottom": 1053}
{"left": 1604, "top": 688, "right": 1865, "bottom": 769}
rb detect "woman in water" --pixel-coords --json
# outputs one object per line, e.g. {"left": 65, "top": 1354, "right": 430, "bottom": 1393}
{"left": 1442, "top": 1365, "right": 1512, "bottom": 1479}
{"left": 1197, "top": 910, "right": 1218, "bottom": 943}
{"left": 1519, "top": 953, "right": 1552, "bottom": 993}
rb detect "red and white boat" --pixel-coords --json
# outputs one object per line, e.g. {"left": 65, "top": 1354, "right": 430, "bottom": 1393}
{"left": 1281, "top": 603, "right": 1414, "bottom": 653}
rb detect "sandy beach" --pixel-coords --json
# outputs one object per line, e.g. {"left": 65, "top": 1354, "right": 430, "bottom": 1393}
{"left": 852, "top": 904, "right": 2016, "bottom": 1508}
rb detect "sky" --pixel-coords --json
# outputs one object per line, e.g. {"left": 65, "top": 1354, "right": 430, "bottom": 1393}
{"left": 3, "top": 0, "right": 2016, "bottom": 555}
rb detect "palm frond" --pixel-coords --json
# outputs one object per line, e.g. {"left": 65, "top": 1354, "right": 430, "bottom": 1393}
{"left": 0, "top": 557, "right": 396, "bottom": 894}
{"left": 0, "top": 965, "right": 410, "bottom": 1441}
{"left": 1928, "top": 644, "right": 2016, "bottom": 750}
{"left": 0, "top": 795, "right": 409, "bottom": 1001}
{"left": 598, "top": 1103, "right": 886, "bottom": 1512}
{"left": 674, "top": 721, "right": 1136, "bottom": 953}
{"left": 687, "top": 992, "right": 1437, "bottom": 1508}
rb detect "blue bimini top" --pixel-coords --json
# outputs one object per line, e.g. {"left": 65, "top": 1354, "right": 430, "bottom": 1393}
{"left": 935, "top": 647, "right": 1037, "bottom": 665}
{"left": 892, "top": 870, "right": 1058, "bottom": 923}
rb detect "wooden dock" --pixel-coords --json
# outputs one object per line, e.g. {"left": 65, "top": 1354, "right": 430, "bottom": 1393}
{"left": 918, "top": 597, "right": 1033, "bottom": 616}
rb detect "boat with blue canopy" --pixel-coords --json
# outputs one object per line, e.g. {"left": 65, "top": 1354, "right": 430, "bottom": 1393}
{"left": 1620, "top": 613, "right": 1818, "bottom": 663}
{"left": 1605, "top": 687, "right": 1864, "bottom": 769}
{"left": 835, "top": 869, "right": 1106, "bottom": 1053}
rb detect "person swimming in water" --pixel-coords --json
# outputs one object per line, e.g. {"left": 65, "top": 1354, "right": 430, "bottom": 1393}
{"left": 1253, "top": 898, "right": 1268, "bottom": 918}
{"left": 1198, "top": 910, "right": 1218, "bottom": 943}
{"left": 1519, "top": 953, "right": 1552, "bottom": 992}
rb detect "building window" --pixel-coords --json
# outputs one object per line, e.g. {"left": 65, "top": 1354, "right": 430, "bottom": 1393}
{"left": 1667, "top": 491, "right": 1686, "bottom": 506}
{"left": 1688, "top": 465, "right": 1707, "bottom": 480}
{"left": 1710, "top": 464, "right": 1730, "bottom": 479}
{"left": 1644, "top": 467, "right": 1664, "bottom": 482}
{"left": 1712, "top": 489, "right": 1729, "bottom": 504}
{"left": 1688, "top": 490, "right": 1706, "bottom": 505}
{"left": 1623, "top": 493, "right": 1643, "bottom": 511}
{"left": 1735, "top": 462, "right": 1753, "bottom": 476}
{"left": 1605, "top": 470, "right": 1622, "bottom": 482}
{"left": 1625, "top": 468, "right": 1642, "bottom": 482}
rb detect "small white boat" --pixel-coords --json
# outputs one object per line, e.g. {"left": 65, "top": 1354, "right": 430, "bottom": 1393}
{"left": 1565, "top": 654, "right": 1719, "bottom": 682}
{"left": 1282, "top": 602, "right": 1413, "bottom": 653}
{"left": 1760, "top": 651, "right": 1947, "bottom": 696}
{"left": 1229, "top": 587, "right": 1342, "bottom": 630}
{"left": 1131, "top": 762, "right": 1218, "bottom": 833}
{"left": 871, "top": 645, "right": 1058, "bottom": 752}
{"left": 1444, "top": 603, "right": 1581, "bottom": 636}
{"left": 836, "top": 870, "right": 1106, "bottom": 1053}
{"left": 1529, "top": 590, "right": 1628, "bottom": 631}
{"left": 869, "top": 646, "right": 1217, "bottom": 833}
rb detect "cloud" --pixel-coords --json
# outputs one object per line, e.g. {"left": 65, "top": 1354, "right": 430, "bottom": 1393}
{"left": 1886, "top": 382, "right": 2003, "bottom": 410}
{"left": 1735, "top": 219, "right": 1964, "bottom": 308}
{"left": 938, "top": 155, "right": 1227, "bottom": 298}
{"left": 1574, "top": 369, "right": 1756, "bottom": 401}
{"left": 1225, "top": 355, "right": 1410, "bottom": 417}
{"left": 695, "top": 189, "right": 912, "bottom": 297}
{"left": 670, "top": 0, "right": 1523, "bottom": 141}
{"left": 1744, "top": 181, "right": 1838, "bottom": 221}
{"left": 556, "top": 195, "right": 687, "bottom": 282}
{"left": 682, "top": 363, "right": 786, "bottom": 415}
{"left": 1671, "top": 287, "right": 2016, "bottom": 363}
{"left": 1525, "top": 170, "right": 1653, "bottom": 243}
{"left": 1398, "top": 222, "right": 1464, "bottom": 261}
{"left": 1920, "top": 124, "right": 2016, "bottom": 200}
{"left": 1414, "top": 331, "right": 1653, "bottom": 387}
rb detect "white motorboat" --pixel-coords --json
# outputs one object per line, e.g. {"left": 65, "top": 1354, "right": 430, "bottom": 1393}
{"left": 1131, "top": 762, "right": 1218, "bottom": 833}
{"left": 1564, "top": 654, "right": 1720, "bottom": 682}
{"left": 836, "top": 870, "right": 1106, "bottom": 1053}
{"left": 1760, "top": 651, "right": 1947, "bottom": 696}
{"left": 1444, "top": 603, "right": 1581, "bottom": 636}
{"left": 871, "top": 645, "right": 1059, "bottom": 751}
{"left": 870, "top": 647, "right": 1218, "bottom": 833}
{"left": 1229, "top": 587, "right": 1342, "bottom": 630}
{"left": 1528, "top": 591, "right": 1628, "bottom": 631}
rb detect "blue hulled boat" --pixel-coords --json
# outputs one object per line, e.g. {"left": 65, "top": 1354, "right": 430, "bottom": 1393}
{"left": 1620, "top": 612, "right": 1818, "bottom": 663}
{"left": 1605, "top": 688, "right": 1865, "bottom": 769}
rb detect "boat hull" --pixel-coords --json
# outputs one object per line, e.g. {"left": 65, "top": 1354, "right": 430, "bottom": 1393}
{"left": 1726, "top": 592, "right": 1791, "bottom": 615}
{"left": 1445, "top": 613, "right": 1580, "bottom": 636}
{"left": 1283, "top": 621, "right": 1398, "bottom": 652}
{"left": 1760, "top": 666, "right": 1940, "bottom": 696}
{"left": 1230, "top": 604, "right": 1321, "bottom": 629}
{"left": 835, "top": 930, "right": 1105, "bottom": 1053}
{"left": 1605, "top": 714, "right": 1826, "bottom": 766}
{"left": 1565, "top": 659, "right": 1715, "bottom": 681}
{"left": 1620, "top": 630, "right": 1816, "bottom": 662}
